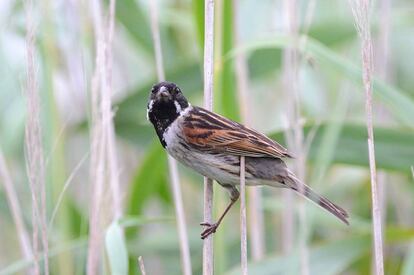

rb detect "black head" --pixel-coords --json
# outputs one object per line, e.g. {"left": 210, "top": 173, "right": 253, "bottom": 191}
{"left": 147, "top": 81, "right": 189, "bottom": 146}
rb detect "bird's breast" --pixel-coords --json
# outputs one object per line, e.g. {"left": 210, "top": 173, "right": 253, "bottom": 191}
{"left": 163, "top": 123, "right": 256, "bottom": 185}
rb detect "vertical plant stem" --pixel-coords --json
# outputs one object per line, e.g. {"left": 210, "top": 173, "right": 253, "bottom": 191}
{"left": 211, "top": 2, "right": 227, "bottom": 272}
{"left": 38, "top": 0, "right": 73, "bottom": 271}
{"left": 233, "top": 0, "right": 265, "bottom": 261}
{"left": 105, "top": 0, "right": 124, "bottom": 221}
{"left": 167, "top": 157, "right": 192, "bottom": 275}
{"left": 0, "top": 149, "right": 33, "bottom": 267}
{"left": 24, "top": 0, "right": 49, "bottom": 273}
{"left": 138, "top": 256, "right": 147, "bottom": 275}
{"left": 281, "top": 0, "right": 309, "bottom": 274}
{"left": 280, "top": 0, "right": 294, "bottom": 255}
{"left": 246, "top": 185, "right": 264, "bottom": 258}
{"left": 203, "top": 1, "right": 215, "bottom": 274}
{"left": 240, "top": 156, "right": 248, "bottom": 275}
{"left": 374, "top": 0, "right": 391, "bottom": 269}
{"left": 348, "top": 1, "right": 384, "bottom": 274}
{"left": 87, "top": 0, "right": 122, "bottom": 272}
{"left": 148, "top": 1, "right": 192, "bottom": 275}
{"left": 149, "top": 0, "right": 165, "bottom": 81}
{"left": 88, "top": 0, "right": 126, "bottom": 272}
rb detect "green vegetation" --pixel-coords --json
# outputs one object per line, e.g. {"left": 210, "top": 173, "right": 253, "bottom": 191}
{"left": 0, "top": 0, "right": 413, "bottom": 274}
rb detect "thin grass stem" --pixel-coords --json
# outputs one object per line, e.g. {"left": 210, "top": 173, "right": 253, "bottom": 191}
{"left": 374, "top": 0, "right": 391, "bottom": 270}
{"left": 282, "top": 1, "right": 309, "bottom": 274}
{"left": 203, "top": 1, "right": 215, "bottom": 274}
{"left": 148, "top": 1, "right": 192, "bottom": 274}
{"left": 87, "top": 0, "right": 121, "bottom": 272}
{"left": 0, "top": 149, "right": 33, "bottom": 266}
{"left": 240, "top": 156, "right": 248, "bottom": 275}
{"left": 138, "top": 256, "right": 147, "bottom": 275}
{"left": 348, "top": 1, "right": 384, "bottom": 274}
{"left": 24, "top": 0, "right": 49, "bottom": 273}
{"left": 233, "top": 0, "right": 265, "bottom": 261}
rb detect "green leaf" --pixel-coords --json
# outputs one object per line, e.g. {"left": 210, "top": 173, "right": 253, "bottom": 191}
{"left": 311, "top": 91, "right": 349, "bottom": 183}
{"left": 116, "top": 0, "right": 152, "bottom": 52}
{"left": 383, "top": 227, "right": 414, "bottom": 242}
{"left": 305, "top": 38, "right": 414, "bottom": 127}
{"left": 191, "top": 0, "right": 204, "bottom": 51}
{"left": 229, "top": 35, "right": 414, "bottom": 127}
{"left": 308, "top": 19, "right": 355, "bottom": 46}
{"left": 214, "top": 0, "right": 239, "bottom": 121}
{"left": 127, "top": 142, "right": 169, "bottom": 217}
{"left": 248, "top": 48, "right": 282, "bottom": 79}
{"left": 269, "top": 123, "right": 414, "bottom": 173}
{"left": 105, "top": 221, "right": 129, "bottom": 275}
{"left": 402, "top": 242, "right": 414, "bottom": 275}
{"left": 226, "top": 236, "right": 370, "bottom": 275}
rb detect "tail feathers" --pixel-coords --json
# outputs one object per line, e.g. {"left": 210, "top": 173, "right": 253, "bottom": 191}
{"left": 285, "top": 172, "right": 349, "bottom": 225}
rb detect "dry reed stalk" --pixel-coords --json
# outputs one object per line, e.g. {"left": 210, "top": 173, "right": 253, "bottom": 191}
{"left": 233, "top": 0, "right": 265, "bottom": 261}
{"left": 24, "top": 0, "right": 49, "bottom": 273}
{"left": 0, "top": 149, "right": 33, "bottom": 265}
{"left": 375, "top": 0, "right": 391, "bottom": 268}
{"left": 87, "top": 36, "right": 106, "bottom": 275}
{"left": 348, "top": 1, "right": 384, "bottom": 274}
{"left": 138, "top": 256, "right": 147, "bottom": 275}
{"left": 246, "top": 186, "right": 264, "bottom": 258}
{"left": 149, "top": 0, "right": 165, "bottom": 81}
{"left": 280, "top": 1, "right": 294, "bottom": 255}
{"left": 203, "top": 1, "right": 215, "bottom": 274}
{"left": 87, "top": 0, "right": 123, "bottom": 273}
{"left": 148, "top": 1, "right": 192, "bottom": 274}
{"left": 105, "top": 0, "right": 123, "bottom": 221}
{"left": 281, "top": 0, "right": 309, "bottom": 274}
{"left": 239, "top": 156, "right": 248, "bottom": 274}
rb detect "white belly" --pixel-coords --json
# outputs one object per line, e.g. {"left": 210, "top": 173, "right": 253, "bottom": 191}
{"left": 179, "top": 152, "right": 242, "bottom": 184}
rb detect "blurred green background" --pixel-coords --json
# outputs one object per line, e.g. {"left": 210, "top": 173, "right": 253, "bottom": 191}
{"left": 0, "top": 0, "right": 413, "bottom": 274}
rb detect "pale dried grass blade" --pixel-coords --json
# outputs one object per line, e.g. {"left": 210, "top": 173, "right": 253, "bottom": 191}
{"left": 203, "top": 1, "right": 215, "bottom": 274}
{"left": 24, "top": 0, "right": 49, "bottom": 273}
{"left": 148, "top": 1, "right": 192, "bottom": 274}
{"left": 240, "top": 156, "right": 248, "bottom": 275}
{"left": 348, "top": 0, "right": 384, "bottom": 274}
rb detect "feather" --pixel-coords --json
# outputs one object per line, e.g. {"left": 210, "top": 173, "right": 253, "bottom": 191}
{"left": 283, "top": 171, "right": 349, "bottom": 225}
{"left": 182, "top": 107, "right": 293, "bottom": 159}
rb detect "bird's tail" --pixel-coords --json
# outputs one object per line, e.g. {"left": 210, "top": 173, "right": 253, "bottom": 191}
{"left": 282, "top": 171, "right": 349, "bottom": 225}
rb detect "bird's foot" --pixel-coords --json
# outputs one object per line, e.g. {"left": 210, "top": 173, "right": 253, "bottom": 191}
{"left": 200, "top": 222, "right": 219, "bottom": 239}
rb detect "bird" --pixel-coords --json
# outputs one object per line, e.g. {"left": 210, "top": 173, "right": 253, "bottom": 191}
{"left": 147, "top": 81, "right": 349, "bottom": 239}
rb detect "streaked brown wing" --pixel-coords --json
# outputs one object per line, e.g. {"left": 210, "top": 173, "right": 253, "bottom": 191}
{"left": 182, "top": 107, "right": 292, "bottom": 159}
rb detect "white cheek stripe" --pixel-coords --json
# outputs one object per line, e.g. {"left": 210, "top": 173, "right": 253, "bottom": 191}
{"left": 163, "top": 104, "right": 192, "bottom": 148}
{"left": 146, "top": 99, "right": 154, "bottom": 121}
{"left": 174, "top": 101, "right": 182, "bottom": 114}
{"left": 180, "top": 104, "right": 192, "bottom": 116}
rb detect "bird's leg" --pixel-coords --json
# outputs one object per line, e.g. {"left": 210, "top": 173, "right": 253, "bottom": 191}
{"left": 200, "top": 185, "right": 240, "bottom": 239}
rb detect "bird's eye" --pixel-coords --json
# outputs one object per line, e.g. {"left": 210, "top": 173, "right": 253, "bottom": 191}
{"left": 175, "top": 87, "right": 181, "bottom": 93}
{"left": 170, "top": 87, "right": 179, "bottom": 96}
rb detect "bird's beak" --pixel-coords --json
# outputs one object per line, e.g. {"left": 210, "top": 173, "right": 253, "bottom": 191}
{"left": 156, "top": 86, "right": 171, "bottom": 101}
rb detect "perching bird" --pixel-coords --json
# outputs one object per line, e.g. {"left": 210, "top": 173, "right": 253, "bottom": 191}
{"left": 147, "top": 81, "right": 349, "bottom": 239}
